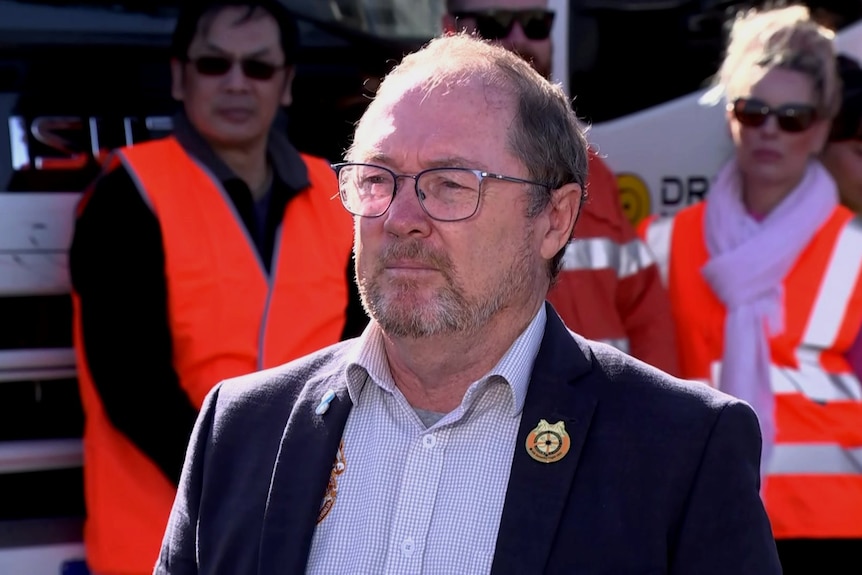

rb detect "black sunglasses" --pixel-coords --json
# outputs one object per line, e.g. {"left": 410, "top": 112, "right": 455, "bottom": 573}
{"left": 453, "top": 9, "right": 555, "bottom": 41}
{"left": 730, "top": 97, "right": 818, "bottom": 133}
{"left": 187, "top": 56, "right": 284, "bottom": 81}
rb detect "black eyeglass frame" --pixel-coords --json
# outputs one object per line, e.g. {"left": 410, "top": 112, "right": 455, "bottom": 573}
{"left": 184, "top": 55, "right": 287, "bottom": 81}
{"left": 729, "top": 97, "right": 818, "bottom": 133}
{"left": 332, "top": 162, "right": 551, "bottom": 222}
{"left": 452, "top": 9, "right": 556, "bottom": 41}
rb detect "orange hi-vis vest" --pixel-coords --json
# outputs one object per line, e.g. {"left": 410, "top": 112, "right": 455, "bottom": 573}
{"left": 72, "top": 136, "right": 354, "bottom": 575}
{"left": 642, "top": 201, "right": 862, "bottom": 539}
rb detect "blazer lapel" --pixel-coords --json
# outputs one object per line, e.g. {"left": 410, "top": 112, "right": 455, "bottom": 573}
{"left": 257, "top": 373, "right": 352, "bottom": 575}
{"left": 490, "top": 304, "right": 599, "bottom": 575}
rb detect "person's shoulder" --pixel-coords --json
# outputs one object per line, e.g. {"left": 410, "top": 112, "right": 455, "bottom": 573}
{"left": 582, "top": 337, "right": 739, "bottom": 418}
{"left": 672, "top": 200, "right": 706, "bottom": 220}
{"left": 297, "top": 152, "right": 342, "bottom": 197}
{"left": 75, "top": 156, "right": 146, "bottom": 222}
{"left": 113, "top": 134, "right": 182, "bottom": 164}
{"left": 832, "top": 203, "right": 862, "bottom": 227}
{"left": 299, "top": 152, "right": 337, "bottom": 183}
{"left": 209, "top": 339, "right": 355, "bottom": 412}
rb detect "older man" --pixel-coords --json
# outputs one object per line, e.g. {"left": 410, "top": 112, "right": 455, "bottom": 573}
{"left": 155, "top": 33, "right": 779, "bottom": 575}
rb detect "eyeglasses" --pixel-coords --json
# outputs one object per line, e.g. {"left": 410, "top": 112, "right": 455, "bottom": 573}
{"left": 332, "top": 162, "right": 550, "bottom": 222}
{"left": 453, "top": 9, "right": 555, "bottom": 41}
{"left": 186, "top": 56, "right": 285, "bottom": 81}
{"left": 730, "top": 97, "right": 818, "bottom": 133}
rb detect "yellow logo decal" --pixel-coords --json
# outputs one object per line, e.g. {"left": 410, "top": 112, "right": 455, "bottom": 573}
{"left": 617, "top": 173, "right": 652, "bottom": 227}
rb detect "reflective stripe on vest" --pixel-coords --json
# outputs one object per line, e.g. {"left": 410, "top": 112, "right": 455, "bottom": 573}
{"left": 643, "top": 216, "right": 674, "bottom": 285}
{"left": 771, "top": 444, "right": 862, "bottom": 475}
{"left": 712, "top": 359, "right": 862, "bottom": 403}
{"left": 561, "top": 237, "right": 655, "bottom": 278}
{"left": 804, "top": 217, "right": 862, "bottom": 349}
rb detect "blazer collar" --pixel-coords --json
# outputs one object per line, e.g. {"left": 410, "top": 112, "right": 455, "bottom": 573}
{"left": 490, "top": 302, "right": 599, "bottom": 575}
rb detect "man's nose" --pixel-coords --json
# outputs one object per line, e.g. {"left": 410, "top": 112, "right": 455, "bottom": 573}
{"left": 383, "top": 177, "right": 432, "bottom": 235}
{"left": 504, "top": 20, "right": 530, "bottom": 42}
{"left": 224, "top": 62, "right": 250, "bottom": 90}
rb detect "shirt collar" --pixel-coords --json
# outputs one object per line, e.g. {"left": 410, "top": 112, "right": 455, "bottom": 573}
{"left": 171, "top": 108, "right": 310, "bottom": 191}
{"left": 345, "top": 305, "right": 546, "bottom": 417}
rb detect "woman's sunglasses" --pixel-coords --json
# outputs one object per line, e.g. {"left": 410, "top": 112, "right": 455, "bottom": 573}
{"left": 730, "top": 97, "right": 818, "bottom": 133}
{"left": 187, "top": 56, "right": 284, "bottom": 81}
{"left": 453, "top": 9, "right": 555, "bottom": 41}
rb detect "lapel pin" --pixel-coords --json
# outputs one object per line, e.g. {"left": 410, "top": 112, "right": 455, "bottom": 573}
{"left": 315, "top": 389, "right": 336, "bottom": 415}
{"left": 525, "top": 419, "right": 570, "bottom": 463}
{"left": 318, "top": 440, "right": 346, "bottom": 524}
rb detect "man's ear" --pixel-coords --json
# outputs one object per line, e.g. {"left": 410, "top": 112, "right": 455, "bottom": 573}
{"left": 280, "top": 65, "right": 297, "bottom": 107}
{"left": 170, "top": 58, "right": 185, "bottom": 102}
{"left": 540, "top": 183, "right": 582, "bottom": 260}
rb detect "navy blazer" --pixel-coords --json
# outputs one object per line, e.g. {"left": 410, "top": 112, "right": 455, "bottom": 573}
{"left": 155, "top": 303, "right": 780, "bottom": 574}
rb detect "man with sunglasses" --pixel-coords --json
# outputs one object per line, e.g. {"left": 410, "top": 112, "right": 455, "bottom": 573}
{"left": 68, "top": 1, "right": 364, "bottom": 574}
{"left": 443, "top": 0, "right": 680, "bottom": 375}
{"left": 443, "top": 0, "right": 555, "bottom": 78}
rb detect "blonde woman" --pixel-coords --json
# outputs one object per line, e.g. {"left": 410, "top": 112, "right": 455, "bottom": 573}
{"left": 640, "top": 5, "right": 862, "bottom": 573}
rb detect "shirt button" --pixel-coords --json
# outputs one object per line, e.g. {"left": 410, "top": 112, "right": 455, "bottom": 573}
{"left": 422, "top": 434, "right": 437, "bottom": 449}
{"left": 402, "top": 537, "right": 415, "bottom": 557}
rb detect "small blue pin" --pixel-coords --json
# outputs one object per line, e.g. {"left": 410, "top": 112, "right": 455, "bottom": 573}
{"left": 315, "top": 389, "right": 336, "bottom": 415}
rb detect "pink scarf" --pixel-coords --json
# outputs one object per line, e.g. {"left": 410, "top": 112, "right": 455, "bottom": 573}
{"left": 702, "top": 158, "right": 838, "bottom": 477}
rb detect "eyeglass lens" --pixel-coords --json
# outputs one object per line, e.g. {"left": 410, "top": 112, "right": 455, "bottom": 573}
{"left": 336, "top": 164, "right": 482, "bottom": 222}
{"left": 457, "top": 9, "right": 555, "bottom": 41}
{"left": 191, "top": 56, "right": 281, "bottom": 80}
{"left": 732, "top": 97, "right": 817, "bottom": 133}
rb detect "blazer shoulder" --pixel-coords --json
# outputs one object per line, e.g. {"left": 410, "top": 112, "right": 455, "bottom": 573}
{"left": 210, "top": 339, "right": 355, "bottom": 417}
{"left": 583, "top": 337, "right": 742, "bottom": 419}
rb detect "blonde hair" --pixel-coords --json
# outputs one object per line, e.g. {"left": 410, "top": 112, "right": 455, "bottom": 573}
{"left": 713, "top": 4, "right": 839, "bottom": 117}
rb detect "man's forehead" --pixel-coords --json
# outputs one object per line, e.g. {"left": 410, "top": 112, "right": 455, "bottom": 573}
{"left": 194, "top": 7, "right": 277, "bottom": 40}
{"left": 352, "top": 77, "right": 514, "bottom": 158}
{"left": 190, "top": 7, "right": 281, "bottom": 53}
{"left": 373, "top": 73, "right": 512, "bottom": 117}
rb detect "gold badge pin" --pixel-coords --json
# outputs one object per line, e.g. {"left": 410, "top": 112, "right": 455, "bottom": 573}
{"left": 525, "top": 419, "right": 570, "bottom": 463}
